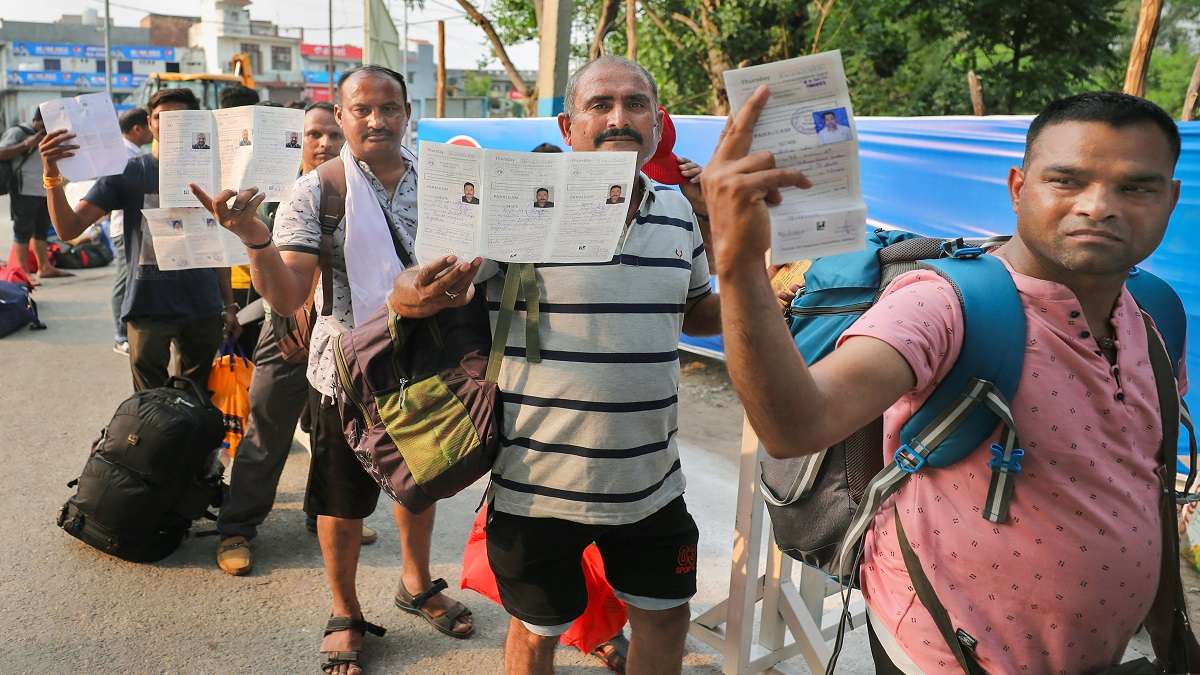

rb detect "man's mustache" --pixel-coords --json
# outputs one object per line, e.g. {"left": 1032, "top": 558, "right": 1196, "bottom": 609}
{"left": 594, "top": 127, "right": 643, "bottom": 146}
{"left": 363, "top": 130, "right": 393, "bottom": 140}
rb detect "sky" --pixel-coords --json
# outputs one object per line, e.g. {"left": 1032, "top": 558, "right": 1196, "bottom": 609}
{"left": 11, "top": 0, "right": 541, "bottom": 71}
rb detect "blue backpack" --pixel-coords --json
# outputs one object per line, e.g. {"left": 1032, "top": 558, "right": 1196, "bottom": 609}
{"left": 0, "top": 280, "right": 44, "bottom": 338}
{"left": 760, "top": 229, "right": 1197, "bottom": 672}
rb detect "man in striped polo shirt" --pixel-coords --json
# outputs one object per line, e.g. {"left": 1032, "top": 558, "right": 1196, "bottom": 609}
{"left": 391, "top": 55, "right": 722, "bottom": 674}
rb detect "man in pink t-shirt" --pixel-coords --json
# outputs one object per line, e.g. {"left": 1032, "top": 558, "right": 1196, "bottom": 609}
{"left": 705, "top": 89, "right": 1200, "bottom": 673}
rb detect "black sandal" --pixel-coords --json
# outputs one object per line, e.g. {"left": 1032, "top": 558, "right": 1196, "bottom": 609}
{"left": 394, "top": 577, "right": 475, "bottom": 639}
{"left": 319, "top": 615, "right": 386, "bottom": 673}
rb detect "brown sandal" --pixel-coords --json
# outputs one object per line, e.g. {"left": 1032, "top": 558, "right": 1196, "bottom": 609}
{"left": 591, "top": 631, "right": 629, "bottom": 673}
{"left": 394, "top": 578, "right": 475, "bottom": 639}
{"left": 319, "top": 615, "right": 386, "bottom": 673}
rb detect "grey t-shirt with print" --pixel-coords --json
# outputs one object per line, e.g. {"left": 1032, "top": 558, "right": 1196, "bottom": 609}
{"left": 271, "top": 147, "right": 418, "bottom": 396}
{"left": 0, "top": 124, "right": 44, "bottom": 197}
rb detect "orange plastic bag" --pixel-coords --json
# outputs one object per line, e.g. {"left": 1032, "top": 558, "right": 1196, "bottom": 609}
{"left": 208, "top": 344, "right": 254, "bottom": 463}
{"left": 460, "top": 506, "right": 627, "bottom": 654}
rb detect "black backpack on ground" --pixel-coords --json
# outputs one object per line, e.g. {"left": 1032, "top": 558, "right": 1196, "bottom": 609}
{"left": 53, "top": 241, "right": 114, "bottom": 269}
{"left": 57, "top": 377, "right": 226, "bottom": 563}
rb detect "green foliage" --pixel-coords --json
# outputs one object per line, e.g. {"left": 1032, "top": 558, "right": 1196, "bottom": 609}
{"left": 460, "top": 71, "right": 494, "bottom": 98}
{"left": 1144, "top": 45, "right": 1198, "bottom": 118}
{"left": 476, "top": 0, "right": 1200, "bottom": 117}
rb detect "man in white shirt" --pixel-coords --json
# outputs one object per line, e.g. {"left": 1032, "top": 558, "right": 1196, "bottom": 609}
{"left": 816, "top": 110, "right": 852, "bottom": 145}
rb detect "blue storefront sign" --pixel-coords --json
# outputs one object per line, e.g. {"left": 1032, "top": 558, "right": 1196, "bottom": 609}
{"left": 303, "top": 70, "right": 346, "bottom": 85}
{"left": 10, "top": 41, "right": 175, "bottom": 62}
{"left": 5, "top": 70, "right": 146, "bottom": 89}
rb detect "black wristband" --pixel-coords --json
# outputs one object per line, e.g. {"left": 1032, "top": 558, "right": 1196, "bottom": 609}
{"left": 244, "top": 236, "right": 273, "bottom": 250}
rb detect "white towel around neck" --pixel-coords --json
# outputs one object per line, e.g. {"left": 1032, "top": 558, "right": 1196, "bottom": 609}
{"left": 340, "top": 144, "right": 407, "bottom": 326}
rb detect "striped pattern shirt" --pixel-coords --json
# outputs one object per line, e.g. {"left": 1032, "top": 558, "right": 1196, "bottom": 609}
{"left": 485, "top": 176, "right": 712, "bottom": 525}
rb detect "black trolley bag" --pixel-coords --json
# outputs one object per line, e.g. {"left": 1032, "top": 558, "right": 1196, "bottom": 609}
{"left": 57, "top": 377, "right": 226, "bottom": 562}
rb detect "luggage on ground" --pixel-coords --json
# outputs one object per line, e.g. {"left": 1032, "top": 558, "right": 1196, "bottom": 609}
{"left": 0, "top": 279, "right": 45, "bottom": 337}
{"left": 57, "top": 377, "right": 226, "bottom": 562}
{"left": 52, "top": 240, "right": 114, "bottom": 269}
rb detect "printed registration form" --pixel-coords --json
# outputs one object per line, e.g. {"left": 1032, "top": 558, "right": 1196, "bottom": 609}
{"left": 38, "top": 93, "right": 128, "bottom": 181}
{"left": 415, "top": 141, "right": 638, "bottom": 264}
{"left": 141, "top": 207, "right": 249, "bottom": 270}
{"left": 723, "top": 50, "right": 867, "bottom": 263}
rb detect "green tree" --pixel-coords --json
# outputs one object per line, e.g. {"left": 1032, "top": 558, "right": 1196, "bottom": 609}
{"left": 461, "top": 71, "right": 494, "bottom": 98}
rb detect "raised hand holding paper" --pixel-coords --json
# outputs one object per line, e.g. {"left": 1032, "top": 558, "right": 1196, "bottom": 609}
{"left": 37, "top": 93, "right": 127, "bottom": 181}
{"left": 416, "top": 141, "right": 637, "bottom": 264}
{"left": 722, "top": 50, "right": 867, "bottom": 263}
{"left": 158, "top": 106, "right": 304, "bottom": 208}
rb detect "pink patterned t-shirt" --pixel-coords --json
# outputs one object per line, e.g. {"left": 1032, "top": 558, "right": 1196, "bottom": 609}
{"left": 840, "top": 259, "right": 1186, "bottom": 674}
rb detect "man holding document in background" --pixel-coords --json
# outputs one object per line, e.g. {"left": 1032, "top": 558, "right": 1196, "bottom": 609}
{"left": 38, "top": 88, "right": 236, "bottom": 391}
{"left": 188, "top": 64, "right": 477, "bottom": 674}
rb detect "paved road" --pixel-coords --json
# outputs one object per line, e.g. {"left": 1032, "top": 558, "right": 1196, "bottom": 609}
{"left": 0, "top": 204, "right": 879, "bottom": 674}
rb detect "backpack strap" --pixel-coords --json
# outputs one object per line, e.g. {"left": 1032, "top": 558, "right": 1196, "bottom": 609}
{"left": 830, "top": 252, "right": 1027, "bottom": 578}
{"left": 1140, "top": 312, "right": 1200, "bottom": 672}
{"left": 315, "top": 159, "right": 346, "bottom": 318}
{"left": 484, "top": 262, "right": 542, "bottom": 382}
{"left": 1127, "top": 266, "right": 1186, "bottom": 375}
{"left": 894, "top": 511, "right": 986, "bottom": 675}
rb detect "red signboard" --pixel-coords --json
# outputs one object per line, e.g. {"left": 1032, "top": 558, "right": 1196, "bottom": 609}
{"left": 300, "top": 43, "right": 363, "bottom": 60}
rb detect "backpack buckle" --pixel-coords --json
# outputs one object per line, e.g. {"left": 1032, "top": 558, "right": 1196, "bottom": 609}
{"left": 988, "top": 444, "right": 1024, "bottom": 474}
{"left": 894, "top": 443, "right": 929, "bottom": 473}
{"left": 943, "top": 237, "right": 984, "bottom": 259}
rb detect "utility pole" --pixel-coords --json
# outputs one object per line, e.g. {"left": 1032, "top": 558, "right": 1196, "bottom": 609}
{"left": 436, "top": 21, "right": 446, "bottom": 117}
{"left": 103, "top": 0, "right": 113, "bottom": 99}
{"left": 401, "top": 0, "right": 408, "bottom": 82}
{"left": 536, "top": 0, "right": 574, "bottom": 116}
{"left": 626, "top": 0, "right": 636, "bottom": 60}
{"left": 327, "top": 0, "right": 336, "bottom": 99}
{"left": 1124, "top": 0, "right": 1164, "bottom": 97}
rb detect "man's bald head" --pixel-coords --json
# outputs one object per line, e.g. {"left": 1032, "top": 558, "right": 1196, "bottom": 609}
{"left": 337, "top": 65, "right": 409, "bottom": 103}
{"left": 563, "top": 55, "right": 658, "bottom": 117}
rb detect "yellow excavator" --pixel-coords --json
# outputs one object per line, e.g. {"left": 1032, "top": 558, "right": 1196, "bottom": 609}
{"left": 132, "top": 53, "right": 256, "bottom": 110}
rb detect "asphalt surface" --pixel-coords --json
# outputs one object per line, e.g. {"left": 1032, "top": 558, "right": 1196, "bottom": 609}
{"left": 0, "top": 199, "right": 881, "bottom": 674}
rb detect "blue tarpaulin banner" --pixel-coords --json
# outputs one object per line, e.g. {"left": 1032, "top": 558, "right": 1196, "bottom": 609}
{"left": 418, "top": 115, "right": 1200, "bottom": 463}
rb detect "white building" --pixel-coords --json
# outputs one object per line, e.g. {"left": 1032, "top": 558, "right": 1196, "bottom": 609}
{"left": 189, "top": 0, "right": 304, "bottom": 102}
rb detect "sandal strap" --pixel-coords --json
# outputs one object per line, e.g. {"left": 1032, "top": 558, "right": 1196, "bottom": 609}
{"left": 408, "top": 577, "right": 449, "bottom": 609}
{"left": 441, "top": 602, "right": 471, "bottom": 625}
{"left": 323, "top": 616, "right": 387, "bottom": 637}
{"left": 321, "top": 650, "right": 359, "bottom": 665}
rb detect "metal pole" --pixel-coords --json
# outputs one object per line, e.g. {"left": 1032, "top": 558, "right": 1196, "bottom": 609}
{"left": 401, "top": 0, "right": 408, "bottom": 80}
{"left": 327, "top": 0, "right": 335, "bottom": 99}
{"left": 436, "top": 20, "right": 445, "bottom": 118}
{"left": 103, "top": 0, "right": 113, "bottom": 99}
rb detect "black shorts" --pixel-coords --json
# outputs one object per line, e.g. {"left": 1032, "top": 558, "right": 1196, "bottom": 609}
{"left": 302, "top": 387, "right": 381, "bottom": 519}
{"left": 10, "top": 194, "right": 52, "bottom": 243}
{"left": 485, "top": 496, "right": 699, "bottom": 629}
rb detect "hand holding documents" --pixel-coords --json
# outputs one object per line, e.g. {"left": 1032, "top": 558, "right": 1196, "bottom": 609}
{"left": 158, "top": 106, "right": 304, "bottom": 208}
{"left": 415, "top": 141, "right": 638, "bottom": 264}
{"left": 37, "top": 93, "right": 127, "bottom": 182}
{"left": 141, "top": 207, "right": 250, "bottom": 270}
{"left": 723, "top": 50, "right": 867, "bottom": 263}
